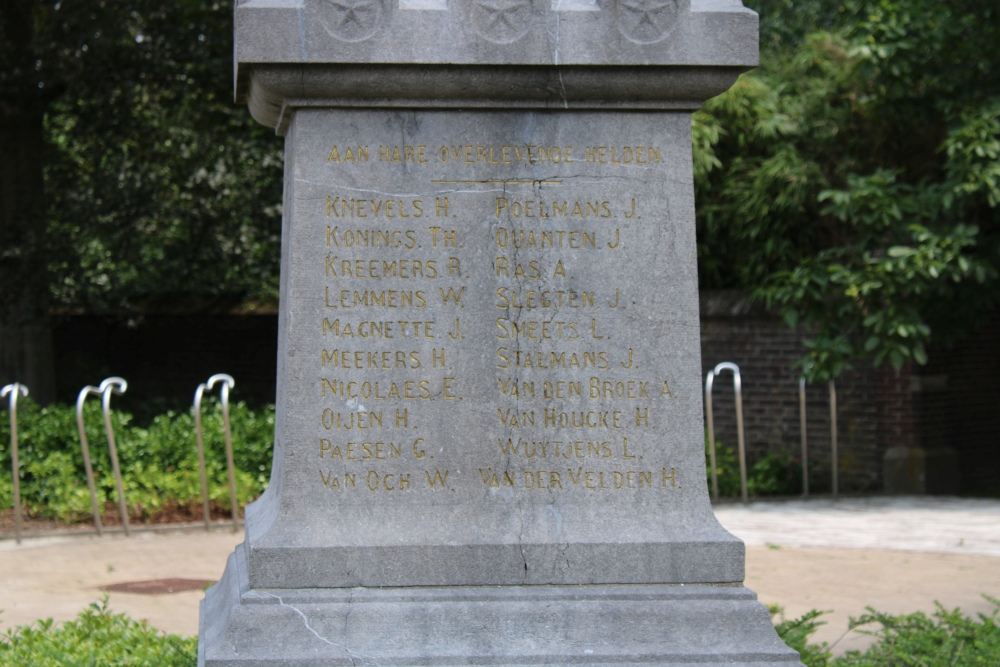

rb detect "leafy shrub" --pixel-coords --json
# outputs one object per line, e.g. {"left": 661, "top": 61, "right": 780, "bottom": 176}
{"left": 0, "top": 399, "right": 274, "bottom": 524}
{"left": 0, "top": 598, "right": 196, "bottom": 666}
{"left": 774, "top": 598, "right": 1000, "bottom": 667}
{"left": 705, "top": 434, "right": 803, "bottom": 498}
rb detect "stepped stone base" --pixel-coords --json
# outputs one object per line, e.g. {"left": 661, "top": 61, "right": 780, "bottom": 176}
{"left": 199, "top": 546, "right": 802, "bottom": 667}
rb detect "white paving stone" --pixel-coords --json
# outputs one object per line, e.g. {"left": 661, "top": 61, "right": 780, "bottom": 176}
{"left": 714, "top": 496, "right": 1000, "bottom": 557}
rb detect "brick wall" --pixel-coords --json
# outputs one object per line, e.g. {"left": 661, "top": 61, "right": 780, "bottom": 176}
{"left": 699, "top": 291, "right": 901, "bottom": 493}
{"left": 49, "top": 298, "right": 997, "bottom": 493}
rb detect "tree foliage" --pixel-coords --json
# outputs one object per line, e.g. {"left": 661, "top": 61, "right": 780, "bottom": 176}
{"left": 695, "top": 0, "right": 1000, "bottom": 380}
{"left": 11, "top": 1, "right": 283, "bottom": 316}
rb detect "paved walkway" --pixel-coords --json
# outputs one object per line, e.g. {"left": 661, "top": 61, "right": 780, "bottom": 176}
{"left": 714, "top": 496, "right": 1000, "bottom": 556}
{"left": 714, "top": 496, "right": 1000, "bottom": 652}
{"left": 1, "top": 496, "right": 998, "bottom": 655}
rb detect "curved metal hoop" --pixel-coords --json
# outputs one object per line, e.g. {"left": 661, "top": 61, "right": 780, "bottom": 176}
{"left": 194, "top": 374, "right": 239, "bottom": 531}
{"left": 2, "top": 383, "right": 30, "bottom": 543}
{"left": 705, "top": 362, "right": 747, "bottom": 504}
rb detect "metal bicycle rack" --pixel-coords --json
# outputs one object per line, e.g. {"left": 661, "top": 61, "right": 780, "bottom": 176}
{"left": 797, "top": 378, "right": 839, "bottom": 499}
{"left": 798, "top": 378, "right": 809, "bottom": 497}
{"left": 829, "top": 380, "right": 839, "bottom": 499}
{"left": 2, "top": 383, "right": 29, "bottom": 543}
{"left": 194, "top": 374, "right": 239, "bottom": 532}
{"left": 705, "top": 362, "right": 747, "bottom": 504}
{"left": 76, "top": 377, "right": 130, "bottom": 535}
{"left": 76, "top": 384, "right": 103, "bottom": 534}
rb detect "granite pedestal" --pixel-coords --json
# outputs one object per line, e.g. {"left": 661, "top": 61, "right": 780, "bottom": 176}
{"left": 200, "top": 1, "right": 802, "bottom": 664}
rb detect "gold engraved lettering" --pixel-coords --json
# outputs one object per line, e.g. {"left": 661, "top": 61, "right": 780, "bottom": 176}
{"left": 439, "top": 287, "right": 465, "bottom": 306}
{"left": 413, "top": 438, "right": 425, "bottom": 459}
{"left": 425, "top": 470, "right": 449, "bottom": 488}
{"left": 326, "top": 226, "right": 419, "bottom": 250}
{"left": 323, "top": 317, "right": 434, "bottom": 340}
{"left": 495, "top": 257, "right": 541, "bottom": 280}
{"left": 365, "top": 471, "right": 411, "bottom": 492}
{"left": 588, "top": 377, "right": 650, "bottom": 400}
{"left": 623, "top": 437, "right": 637, "bottom": 459}
{"left": 327, "top": 145, "right": 369, "bottom": 163}
{"left": 478, "top": 467, "right": 516, "bottom": 488}
{"left": 428, "top": 226, "right": 458, "bottom": 247}
{"left": 439, "top": 145, "right": 573, "bottom": 166}
{"left": 498, "top": 438, "right": 613, "bottom": 460}
{"left": 378, "top": 144, "right": 428, "bottom": 164}
{"left": 498, "top": 377, "right": 535, "bottom": 398}
{"left": 583, "top": 146, "right": 661, "bottom": 164}
{"left": 321, "top": 378, "right": 433, "bottom": 401}
{"left": 318, "top": 439, "right": 402, "bottom": 461}
{"left": 321, "top": 349, "right": 421, "bottom": 371}
{"left": 497, "top": 408, "right": 535, "bottom": 428}
{"left": 326, "top": 197, "right": 422, "bottom": 219}
{"left": 324, "top": 289, "right": 427, "bottom": 309}
{"left": 624, "top": 199, "right": 637, "bottom": 219}
{"left": 543, "top": 381, "right": 582, "bottom": 399}
{"left": 495, "top": 288, "right": 595, "bottom": 310}
{"left": 321, "top": 319, "right": 435, "bottom": 339}
{"left": 495, "top": 199, "right": 610, "bottom": 220}
{"left": 496, "top": 348, "right": 609, "bottom": 370}
{"left": 478, "top": 466, "right": 663, "bottom": 490}
{"left": 591, "top": 318, "right": 606, "bottom": 340}
{"left": 661, "top": 467, "right": 678, "bottom": 489}
{"left": 320, "top": 410, "right": 384, "bottom": 431}
{"left": 496, "top": 319, "right": 580, "bottom": 342}
{"left": 324, "top": 256, "right": 439, "bottom": 280}
{"left": 319, "top": 470, "right": 357, "bottom": 489}
{"left": 543, "top": 409, "right": 623, "bottom": 429}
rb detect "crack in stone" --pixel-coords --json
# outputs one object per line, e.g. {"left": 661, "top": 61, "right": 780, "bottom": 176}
{"left": 517, "top": 503, "right": 529, "bottom": 583}
{"left": 252, "top": 591, "right": 378, "bottom": 665}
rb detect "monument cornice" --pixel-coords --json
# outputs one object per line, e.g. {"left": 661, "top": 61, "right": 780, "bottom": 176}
{"left": 245, "top": 63, "right": 753, "bottom": 134}
{"left": 236, "top": 0, "right": 758, "bottom": 131}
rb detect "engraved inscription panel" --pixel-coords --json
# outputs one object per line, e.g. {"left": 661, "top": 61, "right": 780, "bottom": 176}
{"left": 287, "top": 110, "right": 701, "bottom": 517}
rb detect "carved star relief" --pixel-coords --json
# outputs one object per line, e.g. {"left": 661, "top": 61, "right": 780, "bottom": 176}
{"left": 617, "top": 0, "right": 679, "bottom": 44}
{"left": 473, "top": 0, "right": 533, "bottom": 43}
{"left": 323, "top": 0, "right": 384, "bottom": 41}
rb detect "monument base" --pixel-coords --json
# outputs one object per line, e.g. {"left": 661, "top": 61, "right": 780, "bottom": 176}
{"left": 200, "top": 546, "right": 802, "bottom": 666}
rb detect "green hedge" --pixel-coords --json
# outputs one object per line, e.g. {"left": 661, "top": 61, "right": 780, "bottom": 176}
{"left": 775, "top": 597, "right": 1000, "bottom": 667}
{"left": 0, "top": 400, "right": 274, "bottom": 523}
{"left": 0, "top": 599, "right": 196, "bottom": 666}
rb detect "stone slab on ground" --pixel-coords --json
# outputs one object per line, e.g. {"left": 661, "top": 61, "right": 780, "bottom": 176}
{"left": 716, "top": 496, "right": 1000, "bottom": 556}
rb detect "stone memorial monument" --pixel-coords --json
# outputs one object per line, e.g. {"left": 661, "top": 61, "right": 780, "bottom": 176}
{"left": 200, "top": 0, "right": 802, "bottom": 664}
